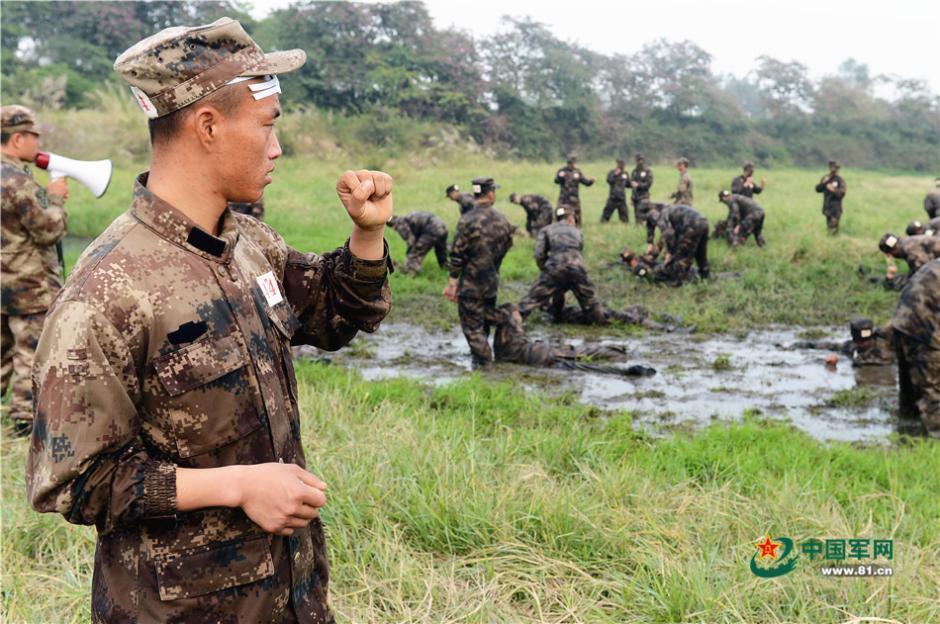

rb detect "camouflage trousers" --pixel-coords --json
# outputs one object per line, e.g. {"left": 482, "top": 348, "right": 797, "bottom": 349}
{"left": 733, "top": 211, "right": 765, "bottom": 245}
{"left": 824, "top": 205, "right": 842, "bottom": 233}
{"left": 1, "top": 311, "right": 45, "bottom": 422}
{"left": 665, "top": 221, "right": 710, "bottom": 282}
{"left": 518, "top": 263, "right": 605, "bottom": 323}
{"left": 404, "top": 233, "right": 448, "bottom": 274}
{"left": 458, "top": 296, "right": 498, "bottom": 365}
{"left": 895, "top": 334, "right": 940, "bottom": 439}
{"left": 633, "top": 198, "right": 652, "bottom": 226}
{"left": 601, "top": 197, "right": 629, "bottom": 223}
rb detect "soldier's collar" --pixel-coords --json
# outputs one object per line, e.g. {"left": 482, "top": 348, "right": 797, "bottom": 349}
{"left": 131, "top": 172, "right": 239, "bottom": 263}
{"left": 1, "top": 152, "right": 27, "bottom": 171}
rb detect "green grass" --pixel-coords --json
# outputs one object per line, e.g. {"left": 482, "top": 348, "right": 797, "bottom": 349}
{"left": 4, "top": 364, "right": 939, "bottom": 622}
{"left": 5, "top": 144, "right": 939, "bottom": 622}
{"left": 53, "top": 155, "right": 929, "bottom": 333}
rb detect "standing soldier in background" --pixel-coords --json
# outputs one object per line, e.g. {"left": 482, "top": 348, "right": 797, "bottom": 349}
{"left": 891, "top": 258, "right": 940, "bottom": 438}
{"left": 386, "top": 211, "right": 448, "bottom": 274}
{"left": 924, "top": 177, "right": 940, "bottom": 219}
{"left": 600, "top": 158, "right": 630, "bottom": 224}
{"left": 27, "top": 19, "right": 392, "bottom": 622}
{"left": 446, "top": 183, "right": 476, "bottom": 216}
{"left": 630, "top": 154, "right": 654, "bottom": 225}
{"left": 509, "top": 192, "right": 553, "bottom": 236}
{"left": 731, "top": 162, "right": 765, "bottom": 198}
{"left": 718, "top": 190, "right": 766, "bottom": 246}
{"left": 444, "top": 177, "right": 514, "bottom": 366}
{"left": 554, "top": 154, "right": 594, "bottom": 227}
{"left": 1, "top": 105, "right": 69, "bottom": 437}
{"left": 815, "top": 160, "right": 846, "bottom": 234}
{"left": 228, "top": 198, "right": 265, "bottom": 220}
{"left": 671, "top": 157, "right": 694, "bottom": 206}
{"left": 519, "top": 206, "right": 605, "bottom": 324}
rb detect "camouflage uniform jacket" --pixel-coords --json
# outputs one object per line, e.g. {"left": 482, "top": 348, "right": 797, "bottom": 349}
{"left": 389, "top": 211, "right": 447, "bottom": 247}
{"left": 534, "top": 222, "right": 584, "bottom": 272}
{"left": 646, "top": 204, "right": 706, "bottom": 250}
{"left": 455, "top": 192, "right": 476, "bottom": 216}
{"left": 895, "top": 235, "right": 940, "bottom": 274}
{"left": 672, "top": 171, "right": 693, "bottom": 205}
{"left": 630, "top": 166, "right": 653, "bottom": 201}
{"left": 1, "top": 153, "right": 68, "bottom": 315}
{"left": 815, "top": 174, "right": 846, "bottom": 211}
{"left": 518, "top": 194, "right": 554, "bottom": 235}
{"left": 726, "top": 194, "right": 764, "bottom": 224}
{"left": 554, "top": 165, "right": 594, "bottom": 206}
{"left": 448, "top": 201, "right": 514, "bottom": 299}
{"left": 731, "top": 175, "right": 763, "bottom": 198}
{"left": 606, "top": 168, "right": 630, "bottom": 200}
{"left": 892, "top": 258, "right": 940, "bottom": 349}
{"left": 924, "top": 189, "right": 940, "bottom": 219}
{"left": 27, "top": 174, "right": 391, "bottom": 623}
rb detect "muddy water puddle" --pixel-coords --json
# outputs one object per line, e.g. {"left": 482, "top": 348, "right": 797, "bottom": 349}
{"left": 324, "top": 323, "right": 900, "bottom": 443}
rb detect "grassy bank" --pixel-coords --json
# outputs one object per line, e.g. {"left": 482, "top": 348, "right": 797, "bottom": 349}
{"left": 54, "top": 154, "right": 929, "bottom": 333}
{"left": 3, "top": 363, "right": 938, "bottom": 622}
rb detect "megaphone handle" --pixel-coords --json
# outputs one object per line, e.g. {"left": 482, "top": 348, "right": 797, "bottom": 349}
{"left": 49, "top": 170, "right": 66, "bottom": 180}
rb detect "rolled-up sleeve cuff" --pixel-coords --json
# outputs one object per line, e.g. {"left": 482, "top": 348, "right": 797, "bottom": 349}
{"left": 345, "top": 239, "right": 393, "bottom": 279}
{"left": 142, "top": 461, "right": 177, "bottom": 519}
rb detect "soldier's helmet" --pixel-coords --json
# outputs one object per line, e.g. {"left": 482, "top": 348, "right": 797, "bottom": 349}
{"left": 1, "top": 105, "right": 39, "bottom": 136}
{"left": 445, "top": 184, "right": 460, "bottom": 196}
{"left": 113, "top": 17, "right": 306, "bottom": 119}
{"left": 906, "top": 220, "right": 925, "bottom": 236}
{"left": 878, "top": 233, "right": 900, "bottom": 254}
{"left": 718, "top": 190, "right": 731, "bottom": 201}
{"left": 849, "top": 318, "right": 875, "bottom": 343}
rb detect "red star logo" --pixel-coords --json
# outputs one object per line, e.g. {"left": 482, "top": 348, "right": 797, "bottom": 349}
{"left": 756, "top": 536, "right": 781, "bottom": 559}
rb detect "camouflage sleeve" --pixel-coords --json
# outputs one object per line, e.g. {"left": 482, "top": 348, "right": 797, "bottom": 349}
{"left": 10, "top": 177, "right": 68, "bottom": 246}
{"left": 815, "top": 177, "right": 828, "bottom": 193}
{"left": 729, "top": 199, "right": 742, "bottom": 223}
{"left": 533, "top": 228, "right": 549, "bottom": 270}
{"left": 660, "top": 214, "right": 676, "bottom": 250}
{"left": 581, "top": 170, "right": 595, "bottom": 186}
{"left": 646, "top": 215, "right": 657, "bottom": 245}
{"left": 607, "top": 170, "right": 617, "bottom": 185}
{"left": 752, "top": 183, "right": 763, "bottom": 195}
{"left": 833, "top": 178, "right": 846, "bottom": 198}
{"left": 283, "top": 242, "right": 391, "bottom": 351}
{"left": 393, "top": 220, "right": 415, "bottom": 247}
{"left": 638, "top": 170, "right": 653, "bottom": 192}
{"left": 28, "top": 300, "right": 177, "bottom": 533}
{"left": 554, "top": 170, "right": 565, "bottom": 185}
{"left": 448, "top": 216, "right": 476, "bottom": 279}
{"left": 731, "top": 176, "right": 744, "bottom": 195}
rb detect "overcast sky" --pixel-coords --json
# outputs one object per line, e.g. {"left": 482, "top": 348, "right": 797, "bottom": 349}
{"left": 250, "top": 0, "right": 940, "bottom": 93}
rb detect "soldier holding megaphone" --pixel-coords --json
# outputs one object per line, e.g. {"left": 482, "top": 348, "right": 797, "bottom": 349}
{"left": 0, "top": 105, "right": 71, "bottom": 436}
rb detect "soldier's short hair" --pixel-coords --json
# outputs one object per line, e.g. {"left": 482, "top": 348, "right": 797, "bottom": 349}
{"left": 878, "top": 233, "right": 900, "bottom": 254}
{"left": 148, "top": 85, "right": 244, "bottom": 145}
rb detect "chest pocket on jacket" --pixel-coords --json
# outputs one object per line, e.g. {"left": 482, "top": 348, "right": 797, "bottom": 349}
{"left": 153, "top": 333, "right": 261, "bottom": 458}
{"left": 265, "top": 302, "right": 302, "bottom": 403}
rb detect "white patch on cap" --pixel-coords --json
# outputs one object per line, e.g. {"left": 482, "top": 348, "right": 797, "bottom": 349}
{"left": 453, "top": 184, "right": 459, "bottom": 191}
{"left": 556, "top": 207, "right": 566, "bottom": 217}
{"left": 860, "top": 329, "right": 873, "bottom": 338}
{"left": 885, "top": 235, "right": 898, "bottom": 247}
{"left": 472, "top": 184, "right": 482, "bottom": 194}
{"left": 227, "top": 75, "right": 281, "bottom": 100}
{"left": 130, "top": 86, "right": 158, "bottom": 119}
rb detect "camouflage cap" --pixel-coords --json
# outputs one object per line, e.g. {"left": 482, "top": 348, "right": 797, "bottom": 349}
{"left": 743, "top": 161, "right": 754, "bottom": 170}
{"left": 566, "top": 154, "right": 577, "bottom": 163}
{"left": 906, "top": 220, "right": 925, "bottom": 236}
{"left": 849, "top": 317, "right": 874, "bottom": 341}
{"left": 1, "top": 105, "right": 39, "bottom": 135}
{"left": 445, "top": 184, "right": 460, "bottom": 196}
{"left": 676, "top": 157, "right": 690, "bottom": 166}
{"left": 114, "top": 17, "right": 306, "bottom": 118}
{"left": 471, "top": 177, "right": 500, "bottom": 195}
{"left": 555, "top": 205, "right": 574, "bottom": 220}
{"left": 718, "top": 189, "right": 731, "bottom": 200}
{"left": 828, "top": 160, "right": 840, "bottom": 169}
{"left": 878, "top": 233, "right": 899, "bottom": 254}
{"left": 635, "top": 153, "right": 644, "bottom": 161}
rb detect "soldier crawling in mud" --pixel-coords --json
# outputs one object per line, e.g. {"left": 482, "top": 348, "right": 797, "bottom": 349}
{"left": 717, "top": 190, "right": 766, "bottom": 246}
{"left": 446, "top": 183, "right": 476, "bottom": 216}
{"left": 519, "top": 205, "right": 606, "bottom": 324}
{"left": 509, "top": 192, "right": 553, "bottom": 236}
{"left": 643, "top": 203, "right": 710, "bottom": 284}
{"left": 492, "top": 303, "right": 656, "bottom": 377}
{"left": 386, "top": 211, "right": 448, "bottom": 274}
{"left": 790, "top": 318, "right": 895, "bottom": 366}
{"left": 891, "top": 258, "right": 940, "bottom": 438}
{"left": 444, "top": 176, "right": 514, "bottom": 366}
{"left": 554, "top": 154, "right": 595, "bottom": 227}
{"left": 877, "top": 232, "right": 940, "bottom": 290}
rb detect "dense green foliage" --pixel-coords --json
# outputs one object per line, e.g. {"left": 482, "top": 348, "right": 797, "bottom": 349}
{"left": 3, "top": 1, "right": 938, "bottom": 170}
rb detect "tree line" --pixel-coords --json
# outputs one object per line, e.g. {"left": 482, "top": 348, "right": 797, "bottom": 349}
{"left": 2, "top": 0, "right": 938, "bottom": 171}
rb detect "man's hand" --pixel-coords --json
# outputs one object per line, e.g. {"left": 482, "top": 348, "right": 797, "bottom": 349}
{"left": 886, "top": 265, "right": 898, "bottom": 279}
{"left": 645, "top": 243, "right": 655, "bottom": 255}
{"left": 235, "top": 463, "right": 327, "bottom": 536}
{"left": 631, "top": 181, "right": 638, "bottom": 188}
{"left": 443, "top": 277, "right": 458, "bottom": 303}
{"left": 336, "top": 170, "right": 393, "bottom": 231}
{"left": 47, "top": 177, "right": 69, "bottom": 200}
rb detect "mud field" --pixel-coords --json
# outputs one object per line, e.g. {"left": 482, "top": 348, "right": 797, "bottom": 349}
{"left": 316, "top": 322, "right": 904, "bottom": 443}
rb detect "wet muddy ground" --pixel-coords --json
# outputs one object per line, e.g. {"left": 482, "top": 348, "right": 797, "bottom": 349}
{"left": 319, "top": 323, "right": 901, "bottom": 443}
